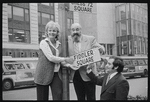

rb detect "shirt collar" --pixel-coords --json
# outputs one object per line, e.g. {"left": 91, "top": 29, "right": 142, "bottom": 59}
{"left": 45, "top": 38, "right": 61, "bottom": 48}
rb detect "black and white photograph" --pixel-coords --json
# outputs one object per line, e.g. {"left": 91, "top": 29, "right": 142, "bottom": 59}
{"left": 2, "top": 3, "right": 148, "bottom": 100}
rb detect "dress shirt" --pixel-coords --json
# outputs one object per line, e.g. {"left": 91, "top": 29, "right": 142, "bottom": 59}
{"left": 73, "top": 36, "right": 82, "bottom": 53}
{"left": 40, "top": 38, "right": 65, "bottom": 72}
{"left": 109, "top": 72, "right": 118, "bottom": 79}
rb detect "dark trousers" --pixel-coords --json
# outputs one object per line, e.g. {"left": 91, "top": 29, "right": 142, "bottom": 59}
{"left": 73, "top": 70, "right": 96, "bottom": 100}
{"left": 36, "top": 72, "right": 62, "bottom": 100}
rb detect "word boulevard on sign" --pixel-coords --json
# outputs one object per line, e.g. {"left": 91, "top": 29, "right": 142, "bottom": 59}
{"left": 70, "top": 48, "right": 102, "bottom": 70}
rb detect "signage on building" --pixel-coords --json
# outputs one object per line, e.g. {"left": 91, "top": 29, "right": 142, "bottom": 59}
{"left": 69, "top": 48, "right": 102, "bottom": 70}
{"left": 69, "top": 3, "right": 95, "bottom": 13}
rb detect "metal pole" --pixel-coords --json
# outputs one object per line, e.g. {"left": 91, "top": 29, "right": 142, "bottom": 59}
{"left": 58, "top": 3, "right": 69, "bottom": 100}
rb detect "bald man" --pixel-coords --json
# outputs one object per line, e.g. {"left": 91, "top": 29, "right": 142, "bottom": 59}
{"left": 68, "top": 23, "right": 105, "bottom": 100}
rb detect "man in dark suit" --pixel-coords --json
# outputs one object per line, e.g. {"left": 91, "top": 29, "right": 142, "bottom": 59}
{"left": 86, "top": 56, "right": 129, "bottom": 100}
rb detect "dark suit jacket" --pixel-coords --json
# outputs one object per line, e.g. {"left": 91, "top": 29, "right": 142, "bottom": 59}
{"left": 87, "top": 72, "right": 129, "bottom": 100}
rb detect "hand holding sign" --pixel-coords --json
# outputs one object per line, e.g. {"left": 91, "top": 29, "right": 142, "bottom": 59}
{"left": 69, "top": 48, "right": 102, "bottom": 70}
{"left": 65, "top": 57, "right": 74, "bottom": 64}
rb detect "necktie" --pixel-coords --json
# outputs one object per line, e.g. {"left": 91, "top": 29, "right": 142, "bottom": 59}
{"left": 106, "top": 74, "right": 111, "bottom": 85}
{"left": 74, "top": 42, "right": 80, "bottom": 53}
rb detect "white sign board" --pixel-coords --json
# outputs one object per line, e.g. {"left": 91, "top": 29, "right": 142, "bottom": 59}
{"left": 69, "top": 3, "right": 95, "bottom": 13}
{"left": 70, "top": 48, "right": 101, "bottom": 70}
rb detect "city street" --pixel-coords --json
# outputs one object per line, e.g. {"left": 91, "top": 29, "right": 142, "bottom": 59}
{"left": 3, "top": 77, "right": 148, "bottom": 100}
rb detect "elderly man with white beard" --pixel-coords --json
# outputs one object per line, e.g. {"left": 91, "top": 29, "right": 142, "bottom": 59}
{"left": 67, "top": 23, "right": 105, "bottom": 100}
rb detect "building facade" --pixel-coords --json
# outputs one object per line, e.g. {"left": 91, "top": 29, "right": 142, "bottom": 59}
{"left": 2, "top": 3, "right": 148, "bottom": 58}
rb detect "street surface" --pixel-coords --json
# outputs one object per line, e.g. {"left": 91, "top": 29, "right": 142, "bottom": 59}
{"left": 3, "top": 77, "right": 148, "bottom": 100}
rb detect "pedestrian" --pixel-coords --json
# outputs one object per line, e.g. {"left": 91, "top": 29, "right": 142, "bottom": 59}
{"left": 34, "top": 21, "right": 74, "bottom": 100}
{"left": 68, "top": 23, "right": 105, "bottom": 100}
{"left": 86, "top": 56, "right": 129, "bottom": 100}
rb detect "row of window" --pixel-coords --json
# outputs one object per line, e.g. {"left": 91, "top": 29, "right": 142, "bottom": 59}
{"left": 118, "top": 37, "right": 148, "bottom": 55}
{"left": 123, "top": 59, "right": 147, "bottom": 66}
{"left": 8, "top": 5, "right": 29, "bottom": 22}
{"left": 116, "top": 19, "right": 147, "bottom": 37}
{"left": 116, "top": 3, "right": 147, "bottom": 23}
{"left": 4, "top": 62, "right": 37, "bottom": 71}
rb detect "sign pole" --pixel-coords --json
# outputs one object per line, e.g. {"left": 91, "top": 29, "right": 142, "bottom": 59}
{"left": 59, "top": 3, "right": 69, "bottom": 100}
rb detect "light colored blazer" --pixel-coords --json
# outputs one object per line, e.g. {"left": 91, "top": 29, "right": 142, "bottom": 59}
{"left": 68, "top": 34, "right": 105, "bottom": 81}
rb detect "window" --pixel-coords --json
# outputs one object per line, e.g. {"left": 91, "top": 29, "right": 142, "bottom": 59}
{"left": 8, "top": 5, "right": 12, "bottom": 18}
{"left": 119, "top": 5, "right": 126, "bottom": 20}
{"left": 8, "top": 28, "right": 30, "bottom": 43}
{"left": 13, "top": 6, "right": 24, "bottom": 21}
{"left": 4, "top": 64, "right": 15, "bottom": 70}
{"left": 121, "top": 20, "right": 127, "bottom": 36}
{"left": 41, "top": 13, "right": 50, "bottom": 25}
{"left": 144, "top": 59, "right": 147, "bottom": 65}
{"left": 26, "top": 62, "right": 35, "bottom": 69}
{"left": 121, "top": 41, "right": 127, "bottom": 55}
{"left": 137, "top": 60, "right": 145, "bottom": 65}
{"left": 25, "top": 9, "right": 29, "bottom": 22}
{"left": 124, "top": 60, "right": 133, "bottom": 66}
{"left": 107, "top": 44, "right": 113, "bottom": 55}
{"left": 132, "top": 60, "right": 138, "bottom": 66}
{"left": 15, "top": 63, "right": 25, "bottom": 70}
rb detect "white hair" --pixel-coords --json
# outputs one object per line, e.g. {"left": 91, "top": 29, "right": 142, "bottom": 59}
{"left": 71, "top": 23, "right": 82, "bottom": 29}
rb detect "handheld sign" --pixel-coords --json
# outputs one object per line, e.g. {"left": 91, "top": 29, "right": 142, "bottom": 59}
{"left": 70, "top": 48, "right": 102, "bottom": 70}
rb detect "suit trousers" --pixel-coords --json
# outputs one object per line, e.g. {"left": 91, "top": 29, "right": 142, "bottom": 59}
{"left": 36, "top": 72, "right": 62, "bottom": 100}
{"left": 73, "top": 70, "right": 96, "bottom": 100}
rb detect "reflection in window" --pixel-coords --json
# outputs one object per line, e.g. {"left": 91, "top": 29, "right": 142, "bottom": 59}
{"left": 42, "top": 13, "right": 50, "bottom": 25}
{"left": 13, "top": 6, "right": 24, "bottom": 21}
{"left": 8, "top": 5, "right": 12, "bottom": 18}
